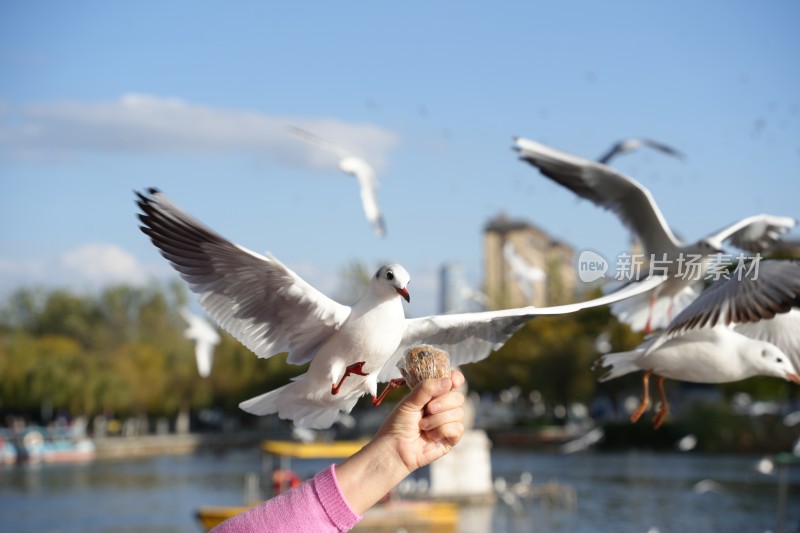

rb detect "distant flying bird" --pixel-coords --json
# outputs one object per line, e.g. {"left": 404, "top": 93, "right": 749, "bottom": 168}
{"left": 179, "top": 306, "right": 221, "bottom": 378}
{"left": 503, "top": 241, "right": 547, "bottom": 300}
{"left": 783, "top": 410, "right": 800, "bottom": 427}
{"left": 755, "top": 456, "right": 775, "bottom": 475}
{"left": 559, "top": 427, "right": 604, "bottom": 454}
{"left": 514, "top": 137, "right": 797, "bottom": 333}
{"left": 597, "top": 137, "right": 684, "bottom": 165}
{"left": 136, "top": 188, "right": 661, "bottom": 428}
{"left": 692, "top": 479, "right": 723, "bottom": 494}
{"left": 676, "top": 434, "right": 698, "bottom": 452}
{"left": 593, "top": 260, "right": 800, "bottom": 429}
{"left": 288, "top": 126, "right": 386, "bottom": 238}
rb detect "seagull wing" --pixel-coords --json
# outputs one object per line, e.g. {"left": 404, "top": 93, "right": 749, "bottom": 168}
{"left": 596, "top": 140, "right": 630, "bottom": 165}
{"left": 287, "top": 125, "right": 350, "bottom": 158}
{"left": 340, "top": 156, "right": 386, "bottom": 238}
{"left": 179, "top": 307, "right": 220, "bottom": 377}
{"left": 514, "top": 137, "right": 683, "bottom": 255}
{"left": 194, "top": 339, "right": 216, "bottom": 378}
{"left": 664, "top": 260, "right": 800, "bottom": 335}
{"left": 640, "top": 138, "right": 685, "bottom": 160}
{"left": 704, "top": 214, "right": 797, "bottom": 252}
{"left": 136, "top": 189, "right": 351, "bottom": 365}
{"left": 378, "top": 276, "right": 666, "bottom": 381}
{"left": 597, "top": 138, "right": 684, "bottom": 164}
{"left": 180, "top": 306, "right": 221, "bottom": 344}
{"left": 504, "top": 242, "right": 547, "bottom": 282}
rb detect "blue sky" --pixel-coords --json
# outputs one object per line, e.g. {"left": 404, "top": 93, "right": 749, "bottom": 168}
{"left": 2, "top": 1, "right": 798, "bottom": 317}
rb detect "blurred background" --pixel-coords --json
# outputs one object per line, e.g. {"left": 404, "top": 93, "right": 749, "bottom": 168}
{"left": 1, "top": 1, "right": 799, "bottom": 532}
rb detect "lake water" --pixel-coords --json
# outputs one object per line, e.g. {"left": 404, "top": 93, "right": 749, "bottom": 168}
{"left": 1, "top": 448, "right": 798, "bottom": 533}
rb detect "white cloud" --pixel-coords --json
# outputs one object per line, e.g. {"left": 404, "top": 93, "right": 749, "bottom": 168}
{"left": 59, "top": 243, "right": 149, "bottom": 286}
{"left": 0, "top": 246, "right": 440, "bottom": 317}
{"left": 0, "top": 243, "right": 169, "bottom": 295}
{"left": 0, "top": 93, "right": 399, "bottom": 171}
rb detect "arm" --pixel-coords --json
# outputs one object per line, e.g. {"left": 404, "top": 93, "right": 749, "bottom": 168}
{"left": 211, "top": 371, "right": 466, "bottom": 532}
{"left": 335, "top": 370, "right": 466, "bottom": 514}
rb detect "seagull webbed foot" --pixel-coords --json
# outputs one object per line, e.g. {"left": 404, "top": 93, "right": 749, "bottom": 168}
{"left": 331, "top": 361, "right": 369, "bottom": 395}
{"left": 372, "top": 378, "right": 406, "bottom": 407}
{"left": 630, "top": 370, "right": 653, "bottom": 424}
{"left": 652, "top": 375, "right": 670, "bottom": 429}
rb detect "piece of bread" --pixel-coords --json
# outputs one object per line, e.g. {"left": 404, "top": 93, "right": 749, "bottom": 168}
{"left": 398, "top": 345, "right": 451, "bottom": 388}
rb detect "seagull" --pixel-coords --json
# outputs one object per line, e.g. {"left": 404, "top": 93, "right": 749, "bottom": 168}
{"left": 514, "top": 137, "right": 797, "bottom": 333}
{"left": 288, "top": 126, "right": 386, "bottom": 238}
{"left": 676, "top": 434, "right": 698, "bottom": 452}
{"left": 503, "top": 241, "right": 547, "bottom": 301}
{"left": 692, "top": 479, "right": 723, "bottom": 494}
{"left": 559, "top": 427, "right": 604, "bottom": 454}
{"left": 179, "top": 306, "right": 221, "bottom": 378}
{"left": 136, "top": 188, "right": 661, "bottom": 428}
{"left": 597, "top": 137, "right": 684, "bottom": 165}
{"left": 593, "top": 260, "right": 800, "bottom": 429}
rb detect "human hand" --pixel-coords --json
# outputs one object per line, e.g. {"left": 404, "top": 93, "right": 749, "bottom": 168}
{"left": 334, "top": 370, "right": 465, "bottom": 515}
{"left": 374, "top": 369, "right": 466, "bottom": 474}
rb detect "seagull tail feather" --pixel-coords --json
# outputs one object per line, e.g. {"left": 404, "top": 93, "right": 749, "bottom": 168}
{"left": 593, "top": 350, "right": 644, "bottom": 382}
{"left": 239, "top": 383, "right": 358, "bottom": 430}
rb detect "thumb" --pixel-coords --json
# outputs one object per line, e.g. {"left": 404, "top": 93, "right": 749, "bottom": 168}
{"left": 401, "top": 377, "right": 452, "bottom": 412}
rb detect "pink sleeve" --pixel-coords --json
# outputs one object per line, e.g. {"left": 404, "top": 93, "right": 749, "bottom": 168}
{"left": 210, "top": 464, "right": 362, "bottom": 533}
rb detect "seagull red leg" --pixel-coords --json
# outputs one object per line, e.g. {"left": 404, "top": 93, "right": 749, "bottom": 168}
{"left": 630, "top": 370, "right": 653, "bottom": 424}
{"left": 372, "top": 378, "right": 406, "bottom": 407}
{"left": 643, "top": 294, "right": 656, "bottom": 335}
{"left": 653, "top": 376, "right": 670, "bottom": 429}
{"left": 331, "top": 361, "right": 369, "bottom": 395}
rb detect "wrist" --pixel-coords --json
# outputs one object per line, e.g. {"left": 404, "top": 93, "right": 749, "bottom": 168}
{"left": 365, "top": 433, "right": 414, "bottom": 480}
{"left": 334, "top": 435, "right": 411, "bottom": 515}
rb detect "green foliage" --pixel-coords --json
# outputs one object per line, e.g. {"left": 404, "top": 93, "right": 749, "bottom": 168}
{"left": 463, "top": 297, "right": 644, "bottom": 407}
{"left": 333, "top": 260, "right": 374, "bottom": 305}
{"left": 1, "top": 277, "right": 793, "bottom": 435}
{"left": 0, "top": 283, "right": 296, "bottom": 421}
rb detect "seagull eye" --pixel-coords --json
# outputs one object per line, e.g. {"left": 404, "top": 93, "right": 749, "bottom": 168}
{"left": 776, "top": 357, "right": 783, "bottom": 363}
{"left": 386, "top": 272, "right": 394, "bottom": 281}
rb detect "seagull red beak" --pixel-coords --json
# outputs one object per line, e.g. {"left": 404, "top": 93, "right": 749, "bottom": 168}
{"left": 787, "top": 372, "right": 800, "bottom": 385}
{"left": 397, "top": 287, "right": 410, "bottom": 303}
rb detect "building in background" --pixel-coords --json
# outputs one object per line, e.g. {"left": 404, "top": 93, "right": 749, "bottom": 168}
{"left": 483, "top": 213, "right": 576, "bottom": 309}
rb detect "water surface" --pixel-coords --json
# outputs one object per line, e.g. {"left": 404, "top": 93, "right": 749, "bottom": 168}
{"left": 1, "top": 449, "right": 797, "bottom": 532}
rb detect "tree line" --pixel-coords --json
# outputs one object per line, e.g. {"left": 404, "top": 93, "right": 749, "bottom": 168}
{"left": 0, "top": 277, "right": 791, "bottom": 427}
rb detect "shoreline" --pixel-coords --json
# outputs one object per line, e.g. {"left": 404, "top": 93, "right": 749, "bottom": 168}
{"left": 93, "top": 430, "right": 268, "bottom": 459}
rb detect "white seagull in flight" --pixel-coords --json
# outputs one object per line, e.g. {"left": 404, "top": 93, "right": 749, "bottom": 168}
{"left": 513, "top": 137, "right": 796, "bottom": 333}
{"left": 503, "top": 241, "right": 547, "bottom": 301}
{"left": 179, "top": 306, "right": 221, "bottom": 378}
{"left": 288, "top": 126, "right": 386, "bottom": 238}
{"left": 136, "top": 188, "right": 660, "bottom": 428}
{"left": 597, "top": 137, "right": 684, "bottom": 165}
{"left": 593, "top": 260, "right": 800, "bottom": 428}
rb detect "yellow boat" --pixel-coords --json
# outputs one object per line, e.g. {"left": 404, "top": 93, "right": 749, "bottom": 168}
{"left": 195, "top": 440, "right": 459, "bottom": 532}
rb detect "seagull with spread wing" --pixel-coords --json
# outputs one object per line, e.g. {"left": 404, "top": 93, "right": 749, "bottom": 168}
{"left": 136, "top": 188, "right": 661, "bottom": 428}
{"left": 593, "top": 260, "right": 800, "bottom": 428}
{"left": 597, "top": 137, "right": 684, "bottom": 165}
{"left": 514, "top": 137, "right": 797, "bottom": 333}
{"left": 503, "top": 241, "right": 547, "bottom": 301}
{"left": 179, "top": 306, "right": 221, "bottom": 378}
{"left": 288, "top": 126, "right": 386, "bottom": 238}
